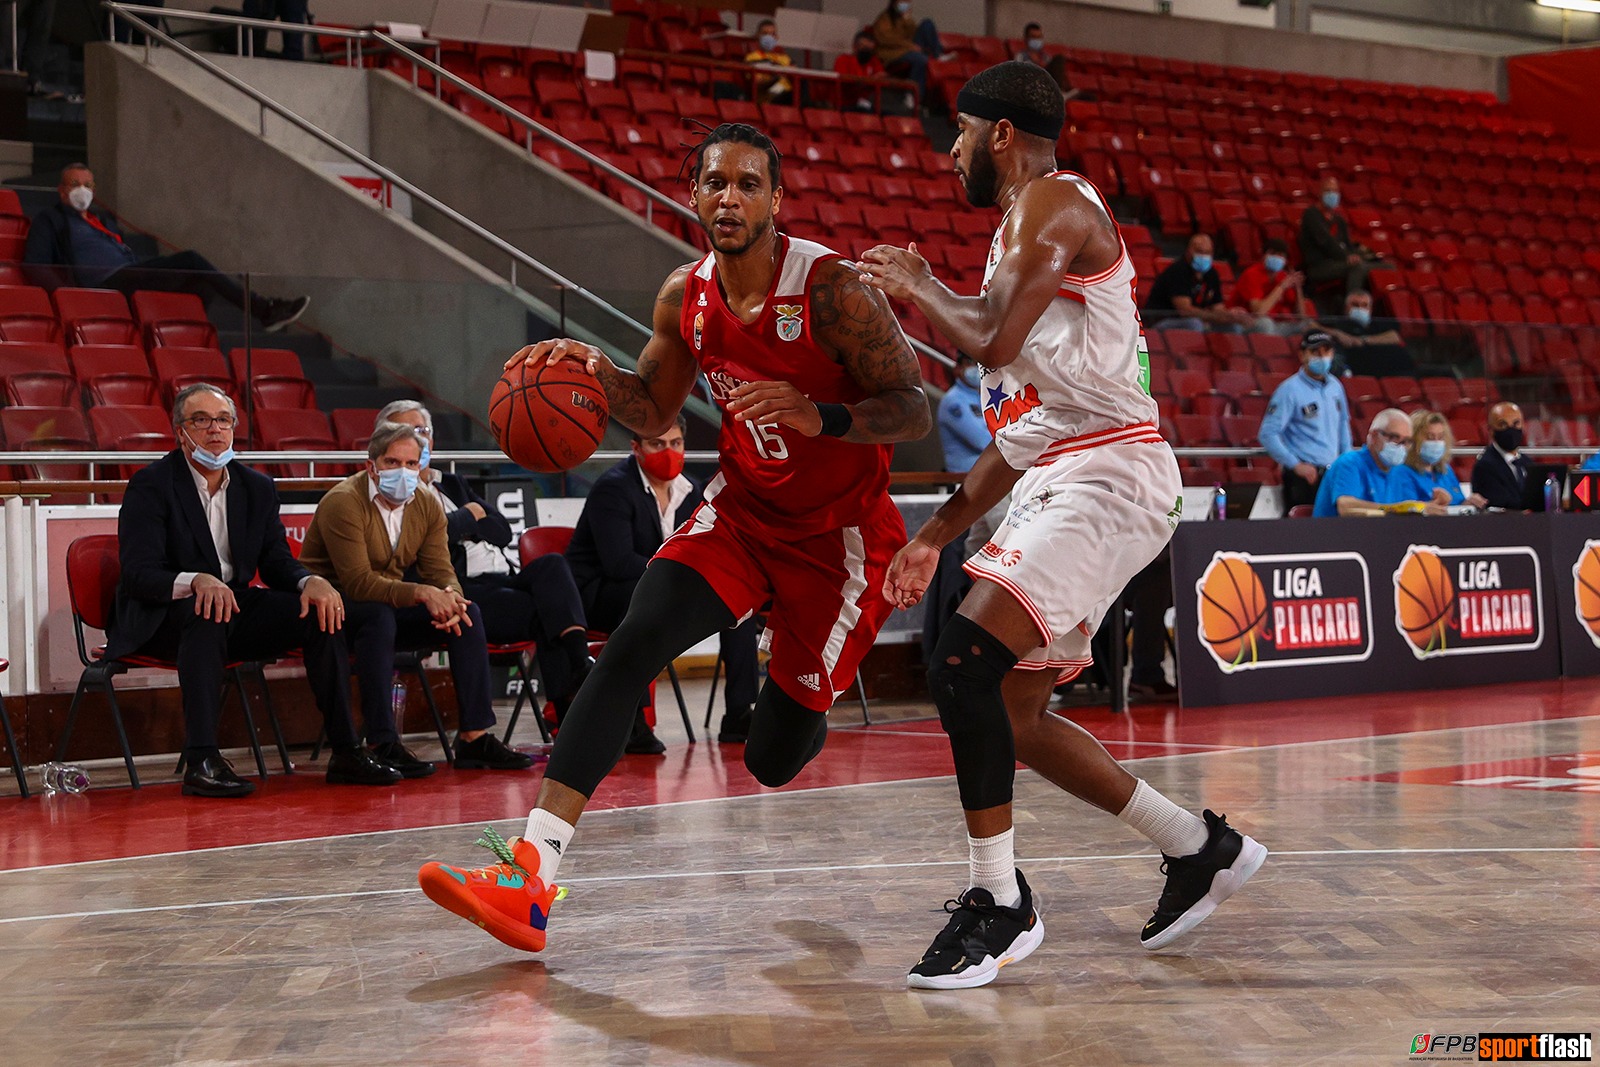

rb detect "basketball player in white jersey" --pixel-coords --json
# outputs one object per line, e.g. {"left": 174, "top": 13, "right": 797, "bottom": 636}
{"left": 861, "top": 61, "right": 1267, "bottom": 989}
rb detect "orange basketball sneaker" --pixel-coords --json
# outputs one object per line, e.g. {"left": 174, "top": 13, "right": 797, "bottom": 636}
{"left": 418, "top": 828, "right": 558, "bottom": 952}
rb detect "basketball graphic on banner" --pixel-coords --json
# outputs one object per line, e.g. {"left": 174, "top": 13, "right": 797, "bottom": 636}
{"left": 1573, "top": 540, "right": 1600, "bottom": 647}
{"left": 1197, "top": 554, "right": 1269, "bottom": 669}
{"left": 1395, "top": 547, "right": 1455, "bottom": 655}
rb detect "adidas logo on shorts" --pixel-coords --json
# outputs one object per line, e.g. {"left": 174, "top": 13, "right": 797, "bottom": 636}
{"left": 797, "top": 672, "right": 822, "bottom": 692}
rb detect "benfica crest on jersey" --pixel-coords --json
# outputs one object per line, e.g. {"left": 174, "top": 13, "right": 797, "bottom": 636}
{"left": 774, "top": 304, "right": 803, "bottom": 341}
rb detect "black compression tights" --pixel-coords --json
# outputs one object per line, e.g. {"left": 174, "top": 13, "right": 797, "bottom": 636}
{"left": 544, "top": 559, "right": 829, "bottom": 796}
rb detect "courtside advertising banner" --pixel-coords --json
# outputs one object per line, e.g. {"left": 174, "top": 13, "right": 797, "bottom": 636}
{"left": 1549, "top": 512, "right": 1600, "bottom": 677}
{"left": 1172, "top": 513, "right": 1560, "bottom": 707}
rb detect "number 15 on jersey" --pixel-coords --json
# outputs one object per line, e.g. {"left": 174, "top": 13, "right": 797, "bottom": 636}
{"left": 746, "top": 421, "right": 789, "bottom": 461}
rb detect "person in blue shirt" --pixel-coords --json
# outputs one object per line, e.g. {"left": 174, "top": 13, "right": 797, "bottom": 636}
{"left": 1259, "top": 330, "right": 1351, "bottom": 511}
{"left": 1389, "top": 409, "right": 1488, "bottom": 512}
{"left": 1313, "top": 408, "right": 1411, "bottom": 517}
{"left": 938, "top": 353, "right": 990, "bottom": 473}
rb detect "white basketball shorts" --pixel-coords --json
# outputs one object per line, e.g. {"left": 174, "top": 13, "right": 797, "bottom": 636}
{"left": 963, "top": 440, "right": 1183, "bottom": 680}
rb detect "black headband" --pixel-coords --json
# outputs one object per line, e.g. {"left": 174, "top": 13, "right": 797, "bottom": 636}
{"left": 955, "top": 86, "right": 1063, "bottom": 141}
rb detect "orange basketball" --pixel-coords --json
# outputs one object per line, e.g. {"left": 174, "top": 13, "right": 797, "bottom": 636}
{"left": 1199, "top": 555, "right": 1268, "bottom": 668}
{"left": 1575, "top": 543, "right": 1600, "bottom": 640}
{"left": 1396, "top": 549, "right": 1454, "bottom": 651}
{"left": 489, "top": 357, "right": 609, "bottom": 473}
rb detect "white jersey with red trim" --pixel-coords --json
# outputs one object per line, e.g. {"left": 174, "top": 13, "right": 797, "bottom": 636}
{"left": 978, "top": 171, "right": 1162, "bottom": 468}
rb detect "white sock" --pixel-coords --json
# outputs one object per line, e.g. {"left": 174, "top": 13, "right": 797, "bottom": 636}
{"left": 968, "top": 828, "right": 1021, "bottom": 909}
{"left": 522, "top": 809, "right": 576, "bottom": 883}
{"left": 1118, "top": 780, "right": 1210, "bottom": 857}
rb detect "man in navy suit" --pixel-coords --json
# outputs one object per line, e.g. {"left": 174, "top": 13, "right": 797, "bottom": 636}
{"left": 1469, "top": 401, "right": 1531, "bottom": 511}
{"left": 109, "top": 384, "right": 399, "bottom": 796}
{"left": 566, "top": 416, "right": 759, "bottom": 751}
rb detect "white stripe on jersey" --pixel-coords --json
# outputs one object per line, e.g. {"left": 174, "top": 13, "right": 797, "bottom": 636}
{"left": 978, "top": 171, "right": 1160, "bottom": 469}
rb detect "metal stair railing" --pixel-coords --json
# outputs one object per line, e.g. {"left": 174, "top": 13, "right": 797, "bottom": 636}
{"left": 102, "top": 2, "right": 955, "bottom": 377}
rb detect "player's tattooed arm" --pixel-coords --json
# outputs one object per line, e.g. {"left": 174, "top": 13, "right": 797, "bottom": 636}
{"left": 813, "top": 260, "right": 931, "bottom": 444}
{"left": 510, "top": 265, "right": 700, "bottom": 438}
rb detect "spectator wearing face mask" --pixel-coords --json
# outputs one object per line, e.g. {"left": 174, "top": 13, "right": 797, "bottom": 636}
{"left": 834, "top": 30, "right": 888, "bottom": 112}
{"left": 1299, "top": 175, "right": 1380, "bottom": 305}
{"left": 1144, "top": 233, "right": 1253, "bottom": 332}
{"left": 299, "top": 422, "right": 535, "bottom": 777}
{"left": 1313, "top": 407, "right": 1410, "bottom": 518}
{"left": 1315, "top": 289, "right": 1413, "bottom": 377}
{"left": 938, "top": 353, "right": 990, "bottom": 474}
{"left": 1469, "top": 402, "right": 1532, "bottom": 511}
{"left": 744, "top": 20, "right": 793, "bottom": 105}
{"left": 1390, "top": 410, "right": 1487, "bottom": 513}
{"left": 872, "top": 0, "right": 948, "bottom": 109}
{"left": 1014, "top": 23, "right": 1071, "bottom": 94}
{"left": 1259, "top": 330, "right": 1352, "bottom": 512}
{"left": 24, "top": 163, "right": 309, "bottom": 330}
{"left": 1229, "top": 238, "right": 1305, "bottom": 334}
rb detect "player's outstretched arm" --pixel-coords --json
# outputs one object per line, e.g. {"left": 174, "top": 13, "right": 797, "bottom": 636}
{"left": 504, "top": 267, "right": 700, "bottom": 439}
{"left": 859, "top": 179, "right": 1098, "bottom": 369}
{"left": 885, "top": 442, "right": 1024, "bottom": 607}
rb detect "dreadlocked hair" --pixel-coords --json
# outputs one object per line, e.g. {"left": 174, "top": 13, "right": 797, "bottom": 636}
{"left": 679, "top": 121, "right": 783, "bottom": 189}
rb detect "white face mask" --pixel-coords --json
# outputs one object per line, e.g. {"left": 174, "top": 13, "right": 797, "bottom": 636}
{"left": 67, "top": 185, "right": 93, "bottom": 212}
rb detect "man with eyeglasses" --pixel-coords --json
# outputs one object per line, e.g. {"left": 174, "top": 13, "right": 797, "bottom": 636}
{"left": 1312, "top": 407, "right": 1410, "bottom": 518}
{"left": 108, "top": 384, "right": 400, "bottom": 796}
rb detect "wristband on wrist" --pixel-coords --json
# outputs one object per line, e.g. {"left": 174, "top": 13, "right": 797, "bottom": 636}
{"left": 816, "top": 403, "right": 853, "bottom": 438}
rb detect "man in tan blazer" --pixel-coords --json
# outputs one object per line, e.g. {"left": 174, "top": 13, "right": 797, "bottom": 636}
{"left": 300, "top": 421, "right": 533, "bottom": 776}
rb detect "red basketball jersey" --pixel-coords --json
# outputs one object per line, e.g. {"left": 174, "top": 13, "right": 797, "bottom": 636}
{"left": 679, "top": 235, "right": 893, "bottom": 538}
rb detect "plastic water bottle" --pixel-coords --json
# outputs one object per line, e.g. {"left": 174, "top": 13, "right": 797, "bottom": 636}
{"left": 1544, "top": 474, "right": 1560, "bottom": 514}
{"left": 1212, "top": 483, "right": 1227, "bottom": 521}
{"left": 391, "top": 674, "right": 407, "bottom": 721}
{"left": 39, "top": 762, "right": 89, "bottom": 795}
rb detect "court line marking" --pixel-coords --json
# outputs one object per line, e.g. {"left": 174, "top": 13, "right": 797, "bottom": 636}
{"left": 2, "top": 709, "right": 1597, "bottom": 877}
{"left": 0, "top": 845, "right": 1595, "bottom": 927}
{"left": 836, "top": 727, "right": 1240, "bottom": 751}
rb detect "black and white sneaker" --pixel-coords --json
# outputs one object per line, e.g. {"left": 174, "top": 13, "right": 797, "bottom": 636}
{"left": 1140, "top": 809, "right": 1267, "bottom": 951}
{"left": 907, "top": 870, "right": 1044, "bottom": 990}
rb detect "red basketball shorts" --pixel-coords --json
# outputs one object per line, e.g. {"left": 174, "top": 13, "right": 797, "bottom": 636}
{"left": 655, "top": 496, "right": 905, "bottom": 711}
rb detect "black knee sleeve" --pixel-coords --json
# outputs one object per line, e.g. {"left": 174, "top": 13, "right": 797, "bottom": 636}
{"left": 928, "top": 614, "right": 1020, "bottom": 812}
{"left": 743, "top": 681, "right": 827, "bottom": 788}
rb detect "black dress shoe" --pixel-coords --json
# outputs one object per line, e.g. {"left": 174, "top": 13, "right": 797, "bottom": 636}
{"left": 326, "top": 746, "right": 404, "bottom": 786}
{"left": 624, "top": 709, "right": 667, "bottom": 756}
{"left": 182, "top": 753, "right": 256, "bottom": 798}
{"left": 1128, "top": 680, "right": 1179, "bottom": 702}
{"left": 454, "top": 732, "right": 535, "bottom": 770}
{"left": 369, "top": 741, "right": 436, "bottom": 779}
{"left": 717, "top": 704, "right": 751, "bottom": 744}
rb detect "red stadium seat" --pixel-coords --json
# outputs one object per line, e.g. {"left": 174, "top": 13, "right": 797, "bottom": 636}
{"left": 331, "top": 407, "right": 381, "bottom": 448}
{"left": 0, "top": 284, "right": 62, "bottom": 343}
{"left": 150, "top": 346, "right": 233, "bottom": 404}
{"left": 132, "top": 292, "right": 220, "bottom": 350}
{"left": 227, "top": 346, "right": 305, "bottom": 385}
{"left": 251, "top": 378, "right": 318, "bottom": 410}
{"left": 255, "top": 409, "right": 337, "bottom": 476}
{"left": 89, "top": 405, "right": 172, "bottom": 447}
{"left": 54, "top": 288, "right": 140, "bottom": 348}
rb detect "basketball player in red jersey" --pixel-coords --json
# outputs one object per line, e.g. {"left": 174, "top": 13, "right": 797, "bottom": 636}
{"left": 417, "top": 123, "right": 931, "bottom": 953}
{"left": 861, "top": 62, "right": 1266, "bottom": 989}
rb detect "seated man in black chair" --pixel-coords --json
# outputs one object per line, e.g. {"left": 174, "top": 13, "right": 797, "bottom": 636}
{"left": 378, "top": 401, "right": 596, "bottom": 718}
{"left": 298, "top": 421, "right": 534, "bottom": 777}
{"left": 566, "top": 416, "right": 760, "bottom": 753}
{"left": 109, "top": 383, "right": 399, "bottom": 797}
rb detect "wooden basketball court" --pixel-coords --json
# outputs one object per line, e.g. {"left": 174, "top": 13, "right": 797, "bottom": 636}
{"left": 0, "top": 678, "right": 1595, "bottom": 1065}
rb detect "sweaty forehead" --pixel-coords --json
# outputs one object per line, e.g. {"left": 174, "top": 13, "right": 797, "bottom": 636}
{"left": 701, "top": 143, "right": 770, "bottom": 182}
